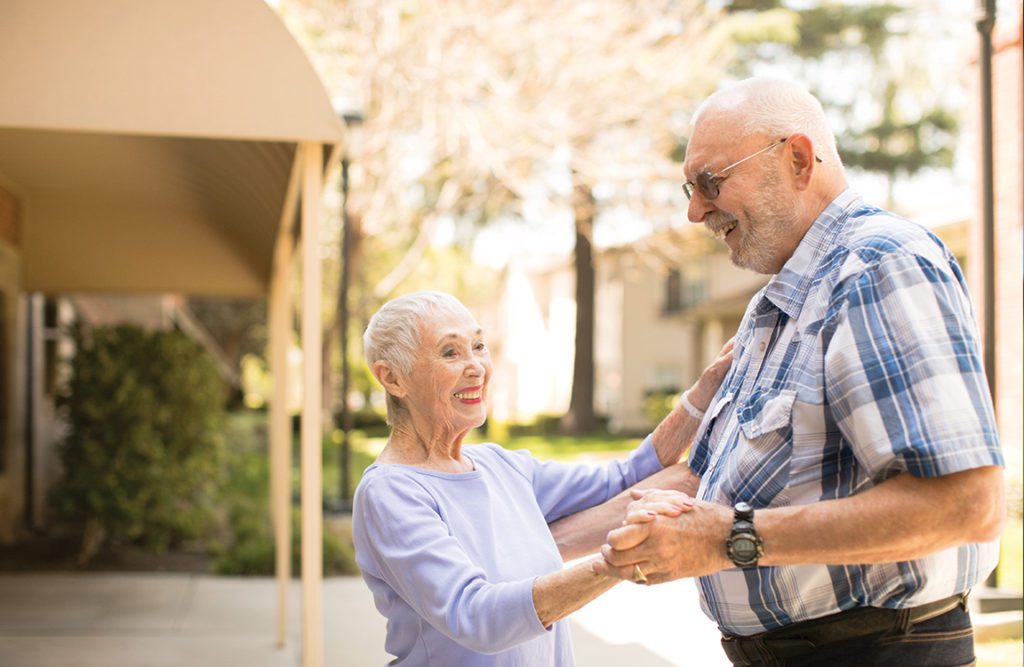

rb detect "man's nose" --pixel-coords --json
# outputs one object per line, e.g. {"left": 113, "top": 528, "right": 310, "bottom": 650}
{"left": 687, "top": 192, "right": 716, "bottom": 224}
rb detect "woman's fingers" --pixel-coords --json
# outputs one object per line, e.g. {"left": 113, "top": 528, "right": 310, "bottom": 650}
{"left": 623, "top": 491, "right": 694, "bottom": 524}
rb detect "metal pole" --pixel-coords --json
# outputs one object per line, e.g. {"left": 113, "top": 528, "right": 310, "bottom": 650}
{"left": 976, "top": 0, "right": 997, "bottom": 401}
{"left": 976, "top": 0, "right": 997, "bottom": 588}
{"left": 338, "top": 155, "right": 353, "bottom": 508}
{"left": 335, "top": 109, "right": 362, "bottom": 510}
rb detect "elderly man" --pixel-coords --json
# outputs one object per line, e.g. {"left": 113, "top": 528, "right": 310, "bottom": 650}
{"left": 594, "top": 77, "right": 1005, "bottom": 666}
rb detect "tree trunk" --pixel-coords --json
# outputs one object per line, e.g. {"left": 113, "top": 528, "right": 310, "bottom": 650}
{"left": 562, "top": 182, "right": 597, "bottom": 435}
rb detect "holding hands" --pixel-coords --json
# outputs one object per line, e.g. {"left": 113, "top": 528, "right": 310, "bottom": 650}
{"left": 595, "top": 491, "right": 732, "bottom": 585}
{"left": 593, "top": 338, "right": 737, "bottom": 585}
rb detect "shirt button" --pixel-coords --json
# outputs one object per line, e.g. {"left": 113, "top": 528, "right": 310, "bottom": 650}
{"left": 759, "top": 342, "right": 767, "bottom": 352}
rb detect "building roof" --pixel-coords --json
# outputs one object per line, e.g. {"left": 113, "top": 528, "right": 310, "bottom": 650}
{"left": 0, "top": 0, "right": 345, "bottom": 295}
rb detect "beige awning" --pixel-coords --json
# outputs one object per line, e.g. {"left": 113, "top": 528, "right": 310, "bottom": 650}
{"left": 1, "top": 3, "right": 343, "bottom": 665}
{"left": 0, "top": 0, "right": 345, "bottom": 296}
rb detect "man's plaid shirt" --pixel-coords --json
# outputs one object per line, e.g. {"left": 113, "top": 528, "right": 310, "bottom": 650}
{"left": 689, "top": 189, "right": 1004, "bottom": 636}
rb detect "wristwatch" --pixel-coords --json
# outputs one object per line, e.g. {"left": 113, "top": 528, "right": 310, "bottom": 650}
{"left": 726, "top": 502, "right": 763, "bottom": 567}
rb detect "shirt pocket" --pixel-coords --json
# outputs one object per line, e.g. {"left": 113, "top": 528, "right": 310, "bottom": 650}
{"left": 737, "top": 390, "right": 796, "bottom": 440}
{"left": 730, "top": 389, "right": 797, "bottom": 507}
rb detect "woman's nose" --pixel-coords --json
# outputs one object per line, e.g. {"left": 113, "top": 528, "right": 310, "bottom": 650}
{"left": 465, "top": 358, "right": 484, "bottom": 377}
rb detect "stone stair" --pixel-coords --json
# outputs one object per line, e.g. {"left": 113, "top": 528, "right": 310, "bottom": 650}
{"left": 971, "top": 587, "right": 1024, "bottom": 641}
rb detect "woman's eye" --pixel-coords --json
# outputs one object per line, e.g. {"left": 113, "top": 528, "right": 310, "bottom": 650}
{"left": 442, "top": 347, "right": 457, "bottom": 358}
{"left": 474, "top": 341, "right": 486, "bottom": 352}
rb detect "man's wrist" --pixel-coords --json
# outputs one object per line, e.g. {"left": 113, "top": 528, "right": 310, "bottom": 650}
{"left": 726, "top": 502, "right": 764, "bottom": 567}
{"left": 712, "top": 505, "right": 736, "bottom": 572}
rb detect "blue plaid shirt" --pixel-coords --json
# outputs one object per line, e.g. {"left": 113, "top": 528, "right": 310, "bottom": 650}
{"left": 690, "top": 189, "right": 1004, "bottom": 636}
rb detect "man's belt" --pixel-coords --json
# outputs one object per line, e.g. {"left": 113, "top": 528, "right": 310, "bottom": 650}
{"left": 720, "top": 592, "right": 969, "bottom": 666}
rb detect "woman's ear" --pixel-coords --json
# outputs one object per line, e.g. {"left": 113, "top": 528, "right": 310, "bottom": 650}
{"left": 373, "top": 360, "right": 408, "bottom": 398}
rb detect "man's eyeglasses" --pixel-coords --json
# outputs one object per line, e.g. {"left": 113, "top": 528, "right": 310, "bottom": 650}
{"left": 682, "top": 136, "right": 821, "bottom": 201}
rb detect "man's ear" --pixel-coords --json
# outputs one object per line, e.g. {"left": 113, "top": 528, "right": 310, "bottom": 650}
{"left": 372, "top": 360, "right": 408, "bottom": 398}
{"left": 787, "top": 133, "right": 816, "bottom": 190}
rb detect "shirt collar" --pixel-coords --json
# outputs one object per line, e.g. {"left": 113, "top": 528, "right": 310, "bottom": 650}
{"left": 762, "top": 189, "right": 863, "bottom": 319}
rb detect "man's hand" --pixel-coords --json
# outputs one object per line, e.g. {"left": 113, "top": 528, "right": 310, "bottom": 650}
{"left": 593, "top": 500, "right": 733, "bottom": 585}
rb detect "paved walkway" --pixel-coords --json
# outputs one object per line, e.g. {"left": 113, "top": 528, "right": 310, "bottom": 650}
{"left": 0, "top": 572, "right": 729, "bottom": 667}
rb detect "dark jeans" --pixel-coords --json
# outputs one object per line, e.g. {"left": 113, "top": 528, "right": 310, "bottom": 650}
{"left": 723, "top": 605, "right": 976, "bottom": 667}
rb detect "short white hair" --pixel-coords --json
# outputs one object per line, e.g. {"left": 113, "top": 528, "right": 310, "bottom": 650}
{"left": 363, "top": 291, "right": 470, "bottom": 424}
{"left": 693, "top": 77, "right": 841, "bottom": 164}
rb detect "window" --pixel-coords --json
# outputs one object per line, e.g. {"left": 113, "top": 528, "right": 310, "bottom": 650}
{"left": 663, "top": 262, "right": 707, "bottom": 315}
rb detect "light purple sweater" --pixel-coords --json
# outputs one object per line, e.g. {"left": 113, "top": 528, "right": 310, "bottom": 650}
{"left": 352, "top": 438, "right": 661, "bottom": 666}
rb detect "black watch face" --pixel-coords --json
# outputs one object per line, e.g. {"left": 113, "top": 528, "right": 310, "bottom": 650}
{"left": 733, "top": 537, "right": 757, "bottom": 561}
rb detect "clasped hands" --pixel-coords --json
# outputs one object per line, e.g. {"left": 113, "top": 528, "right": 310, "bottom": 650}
{"left": 592, "top": 488, "right": 733, "bottom": 585}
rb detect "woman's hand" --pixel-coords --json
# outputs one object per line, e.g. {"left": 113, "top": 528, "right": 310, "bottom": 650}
{"left": 650, "top": 338, "right": 734, "bottom": 467}
{"left": 623, "top": 488, "right": 695, "bottom": 524}
{"left": 684, "top": 338, "right": 734, "bottom": 412}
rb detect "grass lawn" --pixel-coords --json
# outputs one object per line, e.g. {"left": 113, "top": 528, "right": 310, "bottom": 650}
{"left": 333, "top": 427, "right": 641, "bottom": 499}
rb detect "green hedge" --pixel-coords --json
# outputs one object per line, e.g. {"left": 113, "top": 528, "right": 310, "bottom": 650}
{"left": 52, "top": 324, "right": 226, "bottom": 558}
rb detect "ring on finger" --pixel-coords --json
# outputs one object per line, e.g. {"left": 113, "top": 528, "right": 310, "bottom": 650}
{"left": 632, "top": 564, "right": 648, "bottom": 584}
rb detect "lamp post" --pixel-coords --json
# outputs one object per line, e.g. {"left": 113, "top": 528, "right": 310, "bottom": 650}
{"left": 337, "top": 110, "right": 364, "bottom": 510}
{"left": 975, "top": 0, "right": 997, "bottom": 588}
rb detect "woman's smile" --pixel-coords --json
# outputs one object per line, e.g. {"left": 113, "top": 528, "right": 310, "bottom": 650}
{"left": 454, "top": 386, "right": 484, "bottom": 404}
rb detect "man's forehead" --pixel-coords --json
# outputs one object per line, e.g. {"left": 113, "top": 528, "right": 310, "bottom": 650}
{"left": 683, "top": 119, "right": 765, "bottom": 175}
{"left": 683, "top": 122, "right": 727, "bottom": 175}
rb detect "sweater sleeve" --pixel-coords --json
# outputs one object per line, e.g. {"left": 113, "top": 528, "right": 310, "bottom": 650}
{"left": 499, "top": 437, "right": 662, "bottom": 523}
{"left": 352, "top": 473, "right": 549, "bottom": 654}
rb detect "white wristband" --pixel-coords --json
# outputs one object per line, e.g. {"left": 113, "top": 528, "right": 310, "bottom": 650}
{"left": 679, "top": 391, "right": 706, "bottom": 421}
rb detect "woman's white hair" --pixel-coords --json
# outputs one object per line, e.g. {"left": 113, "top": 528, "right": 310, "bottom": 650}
{"left": 693, "top": 77, "right": 841, "bottom": 164}
{"left": 363, "top": 290, "right": 469, "bottom": 424}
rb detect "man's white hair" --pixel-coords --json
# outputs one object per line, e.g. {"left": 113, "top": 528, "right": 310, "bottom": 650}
{"left": 693, "top": 77, "right": 841, "bottom": 164}
{"left": 363, "top": 290, "right": 470, "bottom": 424}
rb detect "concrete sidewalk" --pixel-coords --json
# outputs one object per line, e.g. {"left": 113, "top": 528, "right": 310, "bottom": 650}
{"left": 0, "top": 573, "right": 729, "bottom": 667}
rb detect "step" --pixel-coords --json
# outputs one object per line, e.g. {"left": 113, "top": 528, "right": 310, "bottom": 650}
{"left": 974, "top": 610, "right": 1024, "bottom": 642}
{"left": 971, "top": 587, "right": 1024, "bottom": 614}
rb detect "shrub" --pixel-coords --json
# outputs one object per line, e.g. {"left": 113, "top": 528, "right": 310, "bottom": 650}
{"left": 213, "top": 509, "right": 358, "bottom": 577}
{"left": 644, "top": 388, "right": 680, "bottom": 426}
{"left": 52, "top": 324, "right": 226, "bottom": 562}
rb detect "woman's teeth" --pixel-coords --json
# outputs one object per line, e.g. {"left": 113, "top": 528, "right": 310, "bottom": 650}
{"left": 454, "top": 390, "right": 482, "bottom": 400}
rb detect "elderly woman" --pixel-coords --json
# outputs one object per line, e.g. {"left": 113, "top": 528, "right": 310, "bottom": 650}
{"left": 352, "top": 291, "right": 732, "bottom": 666}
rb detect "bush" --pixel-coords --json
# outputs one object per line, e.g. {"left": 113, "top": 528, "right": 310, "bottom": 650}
{"left": 644, "top": 388, "right": 680, "bottom": 426}
{"left": 214, "top": 509, "right": 358, "bottom": 577}
{"left": 52, "top": 324, "right": 226, "bottom": 561}
{"left": 213, "top": 412, "right": 359, "bottom": 576}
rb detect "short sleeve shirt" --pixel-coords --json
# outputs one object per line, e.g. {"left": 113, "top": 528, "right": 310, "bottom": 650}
{"left": 689, "top": 190, "right": 1004, "bottom": 636}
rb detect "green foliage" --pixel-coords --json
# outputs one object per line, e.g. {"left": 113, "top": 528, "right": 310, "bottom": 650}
{"left": 213, "top": 412, "right": 359, "bottom": 576}
{"left": 213, "top": 509, "right": 358, "bottom": 577}
{"left": 186, "top": 297, "right": 267, "bottom": 368}
{"left": 53, "top": 324, "right": 226, "bottom": 553}
{"left": 723, "top": 0, "right": 959, "bottom": 184}
{"left": 476, "top": 433, "right": 639, "bottom": 461}
{"left": 644, "top": 389, "right": 679, "bottom": 427}
{"left": 507, "top": 414, "right": 565, "bottom": 438}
